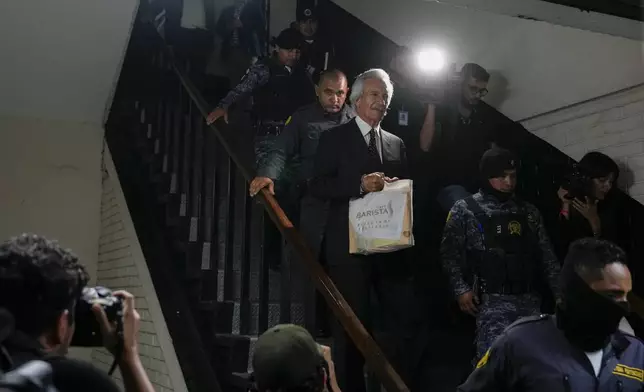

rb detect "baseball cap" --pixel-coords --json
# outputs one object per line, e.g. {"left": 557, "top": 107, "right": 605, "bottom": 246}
{"left": 252, "top": 324, "right": 324, "bottom": 390}
{"left": 272, "top": 28, "right": 304, "bottom": 50}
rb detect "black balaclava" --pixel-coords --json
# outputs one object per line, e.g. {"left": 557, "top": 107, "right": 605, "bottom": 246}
{"left": 479, "top": 147, "right": 517, "bottom": 202}
{"left": 556, "top": 267, "right": 630, "bottom": 352}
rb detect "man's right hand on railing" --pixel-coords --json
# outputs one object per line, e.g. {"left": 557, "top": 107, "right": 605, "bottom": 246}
{"left": 249, "top": 176, "right": 275, "bottom": 197}
{"left": 206, "top": 107, "right": 228, "bottom": 125}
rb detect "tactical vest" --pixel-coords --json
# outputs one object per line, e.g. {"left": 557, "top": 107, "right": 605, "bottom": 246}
{"left": 252, "top": 58, "right": 313, "bottom": 122}
{"left": 464, "top": 197, "right": 542, "bottom": 295}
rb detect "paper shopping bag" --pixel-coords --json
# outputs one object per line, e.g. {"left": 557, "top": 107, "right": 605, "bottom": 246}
{"left": 348, "top": 179, "right": 414, "bottom": 255}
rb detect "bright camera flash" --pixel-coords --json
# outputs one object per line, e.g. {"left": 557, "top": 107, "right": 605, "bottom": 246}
{"left": 417, "top": 49, "right": 445, "bottom": 72}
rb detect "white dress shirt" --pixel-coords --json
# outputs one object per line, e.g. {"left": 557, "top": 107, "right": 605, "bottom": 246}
{"left": 355, "top": 115, "right": 383, "bottom": 162}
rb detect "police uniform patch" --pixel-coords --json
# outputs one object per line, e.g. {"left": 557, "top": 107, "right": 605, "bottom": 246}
{"left": 446, "top": 211, "right": 452, "bottom": 223}
{"left": 285, "top": 116, "right": 292, "bottom": 125}
{"left": 508, "top": 220, "right": 522, "bottom": 235}
{"left": 613, "top": 364, "right": 644, "bottom": 382}
{"left": 476, "top": 349, "right": 490, "bottom": 369}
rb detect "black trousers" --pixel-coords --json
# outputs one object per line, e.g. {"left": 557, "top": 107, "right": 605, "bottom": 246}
{"left": 328, "top": 254, "right": 415, "bottom": 392}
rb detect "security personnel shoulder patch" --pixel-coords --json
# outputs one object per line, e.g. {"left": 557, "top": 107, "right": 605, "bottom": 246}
{"left": 476, "top": 349, "right": 490, "bottom": 369}
{"left": 613, "top": 364, "right": 644, "bottom": 382}
{"left": 285, "top": 116, "right": 292, "bottom": 125}
{"left": 506, "top": 314, "right": 549, "bottom": 332}
{"left": 446, "top": 211, "right": 453, "bottom": 223}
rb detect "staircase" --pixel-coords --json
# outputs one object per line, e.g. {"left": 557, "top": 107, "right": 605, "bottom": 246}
{"left": 106, "top": 25, "right": 288, "bottom": 391}
{"left": 105, "top": 2, "right": 644, "bottom": 392}
{"left": 106, "top": 7, "right": 408, "bottom": 390}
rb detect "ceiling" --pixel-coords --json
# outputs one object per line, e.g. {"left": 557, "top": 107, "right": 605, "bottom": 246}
{"left": 427, "top": 0, "right": 644, "bottom": 41}
{"left": 539, "top": 0, "right": 644, "bottom": 22}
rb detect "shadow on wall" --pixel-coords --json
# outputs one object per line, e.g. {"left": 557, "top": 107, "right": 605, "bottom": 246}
{"left": 617, "top": 159, "right": 634, "bottom": 193}
{"left": 484, "top": 70, "right": 510, "bottom": 110}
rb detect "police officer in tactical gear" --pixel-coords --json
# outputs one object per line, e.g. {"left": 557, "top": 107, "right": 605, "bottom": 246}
{"left": 441, "top": 147, "right": 560, "bottom": 360}
{"left": 207, "top": 28, "right": 316, "bottom": 172}
{"left": 294, "top": 1, "right": 335, "bottom": 78}
{"left": 207, "top": 28, "right": 316, "bottom": 272}
{"left": 459, "top": 238, "right": 642, "bottom": 392}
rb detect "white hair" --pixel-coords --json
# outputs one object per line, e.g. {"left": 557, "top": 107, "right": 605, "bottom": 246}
{"left": 349, "top": 68, "right": 394, "bottom": 107}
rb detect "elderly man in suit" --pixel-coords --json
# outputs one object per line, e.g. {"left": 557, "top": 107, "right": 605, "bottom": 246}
{"left": 309, "top": 68, "right": 411, "bottom": 391}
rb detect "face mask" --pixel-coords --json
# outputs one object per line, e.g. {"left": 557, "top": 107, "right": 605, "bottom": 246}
{"left": 557, "top": 273, "right": 630, "bottom": 352}
{"left": 481, "top": 181, "right": 513, "bottom": 202}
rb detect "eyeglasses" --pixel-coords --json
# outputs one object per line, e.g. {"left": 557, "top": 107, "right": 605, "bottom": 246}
{"left": 468, "top": 85, "right": 488, "bottom": 97}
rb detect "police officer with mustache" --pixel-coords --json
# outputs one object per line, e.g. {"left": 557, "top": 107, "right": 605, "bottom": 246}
{"left": 459, "top": 238, "right": 643, "bottom": 392}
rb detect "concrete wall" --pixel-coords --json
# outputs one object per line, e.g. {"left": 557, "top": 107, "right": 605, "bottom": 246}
{"left": 333, "top": 0, "right": 644, "bottom": 121}
{"left": 522, "top": 84, "right": 644, "bottom": 205}
{"left": 0, "top": 115, "right": 104, "bottom": 360}
{"left": 0, "top": 115, "right": 103, "bottom": 284}
{"left": 0, "top": 0, "right": 138, "bottom": 125}
{"left": 91, "top": 146, "right": 188, "bottom": 392}
{"left": 271, "top": 0, "right": 297, "bottom": 36}
{"left": 182, "top": 0, "right": 207, "bottom": 29}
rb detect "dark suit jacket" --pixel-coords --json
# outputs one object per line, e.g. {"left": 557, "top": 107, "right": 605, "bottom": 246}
{"left": 309, "top": 119, "right": 409, "bottom": 266}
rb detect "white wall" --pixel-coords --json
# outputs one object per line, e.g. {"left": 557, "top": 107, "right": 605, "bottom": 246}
{"left": 333, "top": 0, "right": 644, "bottom": 121}
{"left": 181, "top": 0, "right": 207, "bottom": 29}
{"left": 271, "top": 0, "right": 297, "bottom": 36}
{"left": 0, "top": 0, "right": 138, "bottom": 125}
{"left": 0, "top": 115, "right": 104, "bottom": 360}
{"left": 0, "top": 115, "right": 103, "bottom": 276}
{"left": 522, "top": 84, "right": 644, "bottom": 205}
{"left": 91, "top": 146, "right": 188, "bottom": 392}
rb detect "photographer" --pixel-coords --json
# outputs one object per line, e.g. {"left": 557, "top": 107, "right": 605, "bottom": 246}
{"left": 0, "top": 234, "right": 154, "bottom": 392}
{"left": 252, "top": 324, "right": 340, "bottom": 392}
{"left": 555, "top": 152, "right": 622, "bottom": 259}
{"left": 419, "top": 63, "right": 499, "bottom": 201}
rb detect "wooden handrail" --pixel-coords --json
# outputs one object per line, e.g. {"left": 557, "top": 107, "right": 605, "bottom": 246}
{"left": 170, "top": 49, "right": 410, "bottom": 392}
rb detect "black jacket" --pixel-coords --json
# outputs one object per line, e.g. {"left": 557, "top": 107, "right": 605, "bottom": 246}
{"left": 309, "top": 119, "right": 408, "bottom": 265}
{"left": 459, "top": 314, "right": 644, "bottom": 392}
{"left": 2, "top": 332, "right": 119, "bottom": 392}
{"left": 257, "top": 103, "right": 354, "bottom": 183}
{"left": 256, "top": 103, "right": 354, "bottom": 260}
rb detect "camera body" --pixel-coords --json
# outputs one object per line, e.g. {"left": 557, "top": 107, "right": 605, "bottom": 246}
{"left": 561, "top": 165, "right": 594, "bottom": 201}
{"left": 70, "top": 286, "right": 122, "bottom": 347}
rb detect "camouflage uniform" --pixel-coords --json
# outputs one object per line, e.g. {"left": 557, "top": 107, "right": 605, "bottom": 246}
{"left": 440, "top": 191, "right": 560, "bottom": 360}
{"left": 217, "top": 59, "right": 271, "bottom": 111}
{"left": 215, "top": 56, "right": 316, "bottom": 190}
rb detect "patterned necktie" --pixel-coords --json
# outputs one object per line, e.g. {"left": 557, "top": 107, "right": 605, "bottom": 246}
{"left": 368, "top": 129, "right": 380, "bottom": 163}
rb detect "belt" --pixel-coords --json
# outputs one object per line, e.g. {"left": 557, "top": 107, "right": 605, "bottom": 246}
{"left": 479, "top": 281, "right": 533, "bottom": 295}
{"left": 254, "top": 121, "right": 286, "bottom": 137}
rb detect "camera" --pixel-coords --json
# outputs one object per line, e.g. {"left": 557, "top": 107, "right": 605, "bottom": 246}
{"left": 70, "top": 286, "right": 123, "bottom": 347}
{"left": 561, "top": 165, "right": 594, "bottom": 201}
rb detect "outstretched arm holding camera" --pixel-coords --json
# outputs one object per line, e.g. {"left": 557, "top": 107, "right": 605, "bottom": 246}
{"left": 419, "top": 103, "right": 437, "bottom": 152}
{"left": 93, "top": 291, "right": 155, "bottom": 392}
